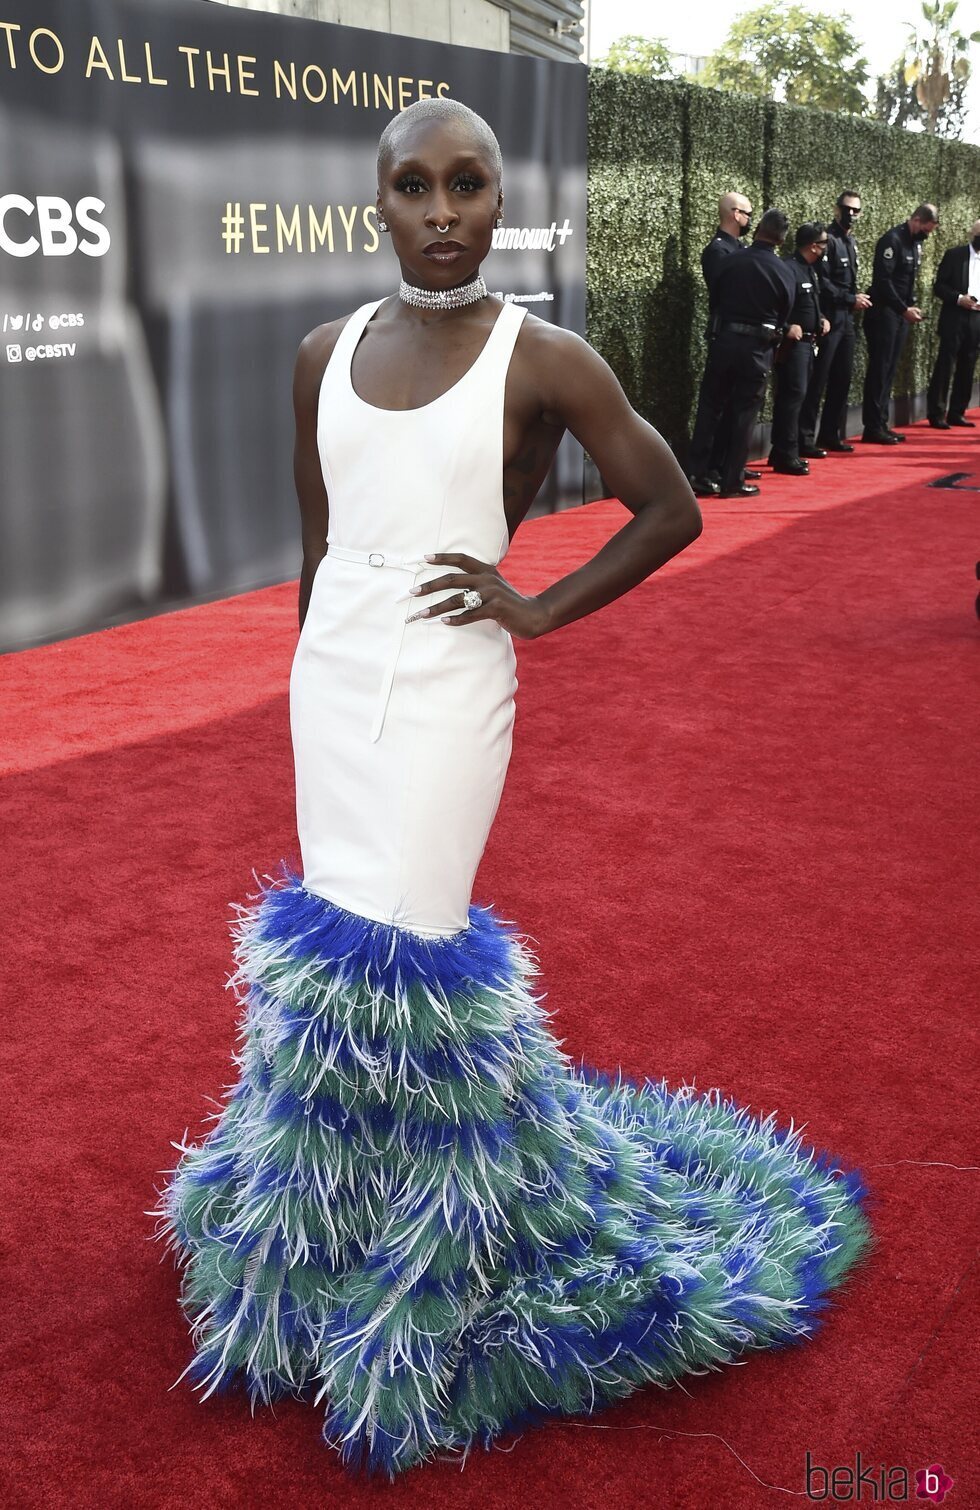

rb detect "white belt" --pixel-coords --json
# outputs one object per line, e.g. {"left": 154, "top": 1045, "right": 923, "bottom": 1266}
{"left": 326, "top": 544, "right": 428, "bottom": 575}
{"left": 325, "top": 543, "right": 435, "bottom": 745}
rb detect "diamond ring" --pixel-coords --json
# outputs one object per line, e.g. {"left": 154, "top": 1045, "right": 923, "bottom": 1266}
{"left": 462, "top": 588, "right": 483, "bottom": 611}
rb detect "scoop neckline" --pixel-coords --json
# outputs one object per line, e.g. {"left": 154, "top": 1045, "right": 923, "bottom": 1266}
{"left": 347, "top": 297, "right": 510, "bottom": 415}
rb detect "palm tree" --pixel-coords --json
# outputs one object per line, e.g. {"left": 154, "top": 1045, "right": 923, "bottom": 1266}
{"left": 902, "top": 0, "right": 980, "bottom": 136}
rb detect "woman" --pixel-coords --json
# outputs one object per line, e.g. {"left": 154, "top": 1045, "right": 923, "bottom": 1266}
{"left": 156, "top": 99, "right": 874, "bottom": 1477}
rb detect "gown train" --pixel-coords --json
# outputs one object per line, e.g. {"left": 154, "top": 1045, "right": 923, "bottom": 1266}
{"left": 153, "top": 867, "right": 875, "bottom": 1477}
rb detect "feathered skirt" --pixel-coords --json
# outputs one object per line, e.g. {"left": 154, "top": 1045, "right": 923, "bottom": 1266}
{"left": 153, "top": 870, "right": 875, "bottom": 1476}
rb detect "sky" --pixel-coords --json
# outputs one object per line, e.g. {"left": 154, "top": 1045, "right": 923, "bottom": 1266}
{"left": 585, "top": 0, "right": 980, "bottom": 144}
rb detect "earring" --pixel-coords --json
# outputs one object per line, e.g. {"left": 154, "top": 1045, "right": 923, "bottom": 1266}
{"left": 377, "top": 210, "right": 388, "bottom": 232}
{"left": 495, "top": 215, "right": 503, "bottom": 227}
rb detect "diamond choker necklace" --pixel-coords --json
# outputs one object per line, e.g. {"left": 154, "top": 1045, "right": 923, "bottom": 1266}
{"left": 398, "top": 274, "right": 488, "bottom": 311}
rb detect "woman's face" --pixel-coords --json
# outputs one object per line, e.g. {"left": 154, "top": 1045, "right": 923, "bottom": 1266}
{"left": 377, "top": 118, "right": 503, "bottom": 289}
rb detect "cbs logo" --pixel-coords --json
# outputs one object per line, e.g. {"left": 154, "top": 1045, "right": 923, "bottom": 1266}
{"left": 0, "top": 195, "right": 110, "bottom": 258}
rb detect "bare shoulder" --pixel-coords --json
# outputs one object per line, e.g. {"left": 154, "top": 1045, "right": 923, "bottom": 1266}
{"left": 512, "top": 308, "right": 630, "bottom": 425}
{"left": 293, "top": 311, "right": 357, "bottom": 415}
{"left": 513, "top": 308, "right": 594, "bottom": 367}
{"left": 516, "top": 310, "right": 620, "bottom": 382}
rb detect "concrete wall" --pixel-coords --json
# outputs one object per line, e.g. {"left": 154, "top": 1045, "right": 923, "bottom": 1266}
{"left": 205, "top": 0, "right": 510, "bottom": 54}
{"left": 502, "top": 0, "right": 582, "bottom": 62}
{"left": 206, "top": 0, "right": 587, "bottom": 62}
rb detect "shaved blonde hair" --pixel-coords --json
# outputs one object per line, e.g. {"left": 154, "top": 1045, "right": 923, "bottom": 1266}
{"left": 377, "top": 98, "right": 502, "bottom": 189}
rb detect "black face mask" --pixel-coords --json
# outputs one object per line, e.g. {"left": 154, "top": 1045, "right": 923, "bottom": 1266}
{"left": 913, "top": 229, "right": 932, "bottom": 242}
{"left": 972, "top": 235, "right": 980, "bottom": 252}
{"left": 738, "top": 220, "right": 752, "bottom": 239}
{"left": 838, "top": 206, "right": 858, "bottom": 229}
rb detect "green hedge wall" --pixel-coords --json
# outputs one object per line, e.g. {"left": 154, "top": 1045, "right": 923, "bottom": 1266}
{"left": 587, "top": 70, "right": 980, "bottom": 451}
{"left": 586, "top": 73, "right": 687, "bottom": 441}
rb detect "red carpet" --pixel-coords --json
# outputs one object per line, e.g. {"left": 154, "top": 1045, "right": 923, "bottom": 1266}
{"left": 3, "top": 417, "right": 978, "bottom": 1508}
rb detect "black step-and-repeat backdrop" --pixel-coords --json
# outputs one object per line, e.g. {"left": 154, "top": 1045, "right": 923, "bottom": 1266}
{"left": 0, "top": 0, "right": 587, "bottom": 650}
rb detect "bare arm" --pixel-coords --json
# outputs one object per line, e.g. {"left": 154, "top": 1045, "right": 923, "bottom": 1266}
{"left": 407, "top": 322, "right": 702, "bottom": 637}
{"left": 292, "top": 325, "right": 338, "bottom": 630}
{"left": 531, "top": 329, "right": 702, "bottom": 633}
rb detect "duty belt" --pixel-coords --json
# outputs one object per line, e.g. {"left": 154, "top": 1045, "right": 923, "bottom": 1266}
{"left": 717, "top": 320, "right": 781, "bottom": 344}
{"left": 323, "top": 544, "right": 433, "bottom": 745}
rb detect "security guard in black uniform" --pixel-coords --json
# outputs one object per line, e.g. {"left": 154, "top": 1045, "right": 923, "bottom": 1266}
{"left": 769, "top": 223, "right": 831, "bottom": 474}
{"left": 702, "top": 192, "right": 753, "bottom": 305}
{"left": 862, "top": 202, "right": 939, "bottom": 443}
{"left": 695, "top": 191, "right": 754, "bottom": 495}
{"left": 688, "top": 209, "right": 798, "bottom": 498}
{"left": 799, "top": 190, "right": 872, "bottom": 455}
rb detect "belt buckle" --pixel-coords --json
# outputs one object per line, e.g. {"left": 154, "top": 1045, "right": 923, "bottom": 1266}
{"left": 368, "top": 552, "right": 385, "bottom": 567}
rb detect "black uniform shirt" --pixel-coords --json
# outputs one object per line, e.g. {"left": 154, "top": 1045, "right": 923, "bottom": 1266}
{"left": 817, "top": 220, "right": 859, "bottom": 316}
{"left": 870, "top": 223, "right": 921, "bottom": 315}
{"left": 701, "top": 229, "right": 744, "bottom": 311}
{"left": 786, "top": 250, "right": 822, "bottom": 333}
{"left": 713, "top": 241, "right": 797, "bottom": 328}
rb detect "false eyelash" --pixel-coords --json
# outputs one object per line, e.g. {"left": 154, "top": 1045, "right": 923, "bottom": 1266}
{"left": 395, "top": 174, "right": 483, "bottom": 193}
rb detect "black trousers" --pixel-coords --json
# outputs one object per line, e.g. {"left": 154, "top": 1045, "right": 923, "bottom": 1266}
{"left": 862, "top": 307, "right": 909, "bottom": 434}
{"left": 689, "top": 331, "right": 773, "bottom": 493}
{"left": 770, "top": 340, "right": 815, "bottom": 460}
{"left": 926, "top": 312, "right": 980, "bottom": 420}
{"left": 700, "top": 317, "right": 735, "bottom": 478}
{"left": 707, "top": 403, "right": 734, "bottom": 478}
{"left": 800, "top": 317, "right": 855, "bottom": 446}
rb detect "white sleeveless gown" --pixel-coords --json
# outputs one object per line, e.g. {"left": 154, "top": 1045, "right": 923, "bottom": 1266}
{"left": 156, "top": 295, "right": 875, "bottom": 1481}
{"left": 289, "top": 297, "right": 526, "bottom": 937}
